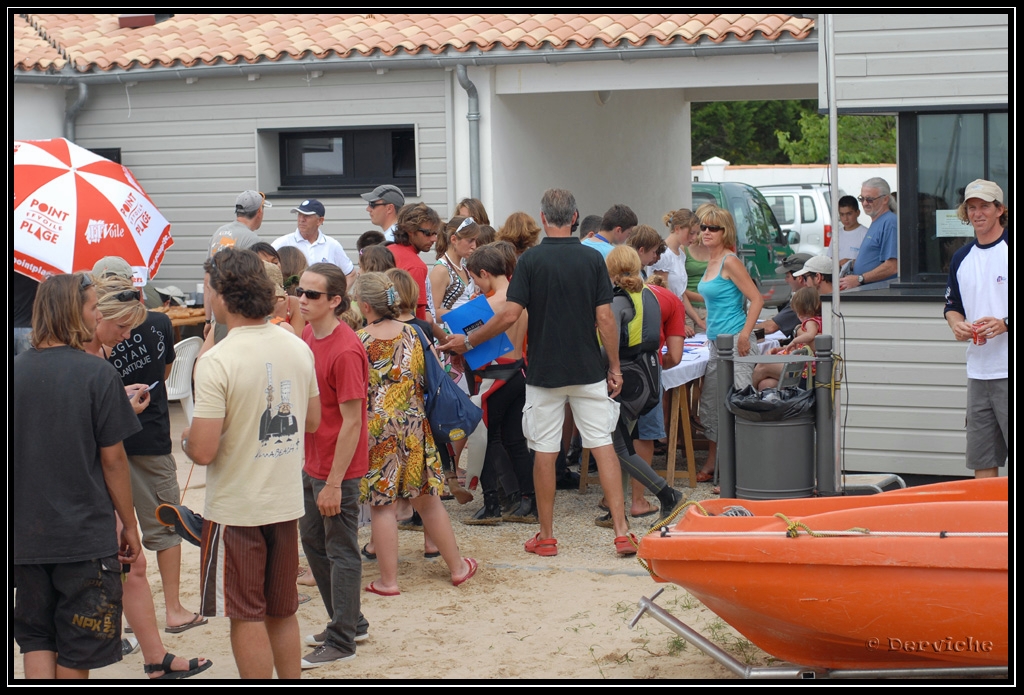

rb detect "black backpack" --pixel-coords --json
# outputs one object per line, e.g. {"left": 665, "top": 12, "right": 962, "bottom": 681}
{"left": 612, "top": 286, "right": 662, "bottom": 423}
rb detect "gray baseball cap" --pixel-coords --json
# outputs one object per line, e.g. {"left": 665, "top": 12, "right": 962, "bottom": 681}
{"left": 235, "top": 190, "right": 272, "bottom": 214}
{"left": 776, "top": 252, "right": 812, "bottom": 275}
{"left": 361, "top": 184, "right": 405, "bottom": 207}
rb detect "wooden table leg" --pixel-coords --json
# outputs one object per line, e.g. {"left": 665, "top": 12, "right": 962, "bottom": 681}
{"left": 679, "top": 383, "right": 697, "bottom": 489}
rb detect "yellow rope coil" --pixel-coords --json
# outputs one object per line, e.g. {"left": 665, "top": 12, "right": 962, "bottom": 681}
{"left": 773, "top": 512, "right": 870, "bottom": 538}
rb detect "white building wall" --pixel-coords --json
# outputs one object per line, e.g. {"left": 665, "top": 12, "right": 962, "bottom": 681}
{"left": 69, "top": 69, "right": 448, "bottom": 287}
{"left": 12, "top": 84, "right": 66, "bottom": 140}
{"left": 823, "top": 299, "right": 970, "bottom": 477}
{"left": 825, "top": 14, "right": 1009, "bottom": 111}
{"left": 488, "top": 88, "right": 691, "bottom": 229}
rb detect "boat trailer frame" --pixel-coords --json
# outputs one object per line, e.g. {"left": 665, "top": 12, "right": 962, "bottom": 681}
{"left": 631, "top": 588, "right": 1008, "bottom": 680}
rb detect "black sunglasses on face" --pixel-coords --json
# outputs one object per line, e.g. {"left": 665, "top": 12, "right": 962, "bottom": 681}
{"left": 295, "top": 288, "right": 334, "bottom": 300}
{"left": 700, "top": 224, "right": 725, "bottom": 232}
{"left": 417, "top": 228, "right": 439, "bottom": 237}
{"left": 367, "top": 201, "right": 388, "bottom": 208}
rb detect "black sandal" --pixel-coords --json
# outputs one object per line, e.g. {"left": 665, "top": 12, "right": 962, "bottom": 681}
{"left": 144, "top": 652, "right": 213, "bottom": 680}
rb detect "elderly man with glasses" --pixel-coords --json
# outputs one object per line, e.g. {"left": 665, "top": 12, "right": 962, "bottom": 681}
{"left": 839, "top": 177, "right": 899, "bottom": 290}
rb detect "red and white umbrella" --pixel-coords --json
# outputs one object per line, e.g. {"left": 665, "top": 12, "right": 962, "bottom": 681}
{"left": 13, "top": 138, "right": 173, "bottom": 282}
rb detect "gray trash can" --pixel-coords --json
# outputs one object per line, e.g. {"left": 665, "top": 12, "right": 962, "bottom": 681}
{"left": 726, "top": 386, "right": 815, "bottom": 500}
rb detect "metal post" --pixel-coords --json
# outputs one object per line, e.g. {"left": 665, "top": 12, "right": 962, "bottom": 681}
{"left": 716, "top": 334, "right": 736, "bottom": 498}
{"left": 814, "top": 335, "right": 837, "bottom": 495}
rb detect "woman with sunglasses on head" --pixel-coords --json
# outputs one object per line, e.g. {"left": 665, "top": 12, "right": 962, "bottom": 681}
{"left": 278, "top": 245, "right": 308, "bottom": 297}
{"left": 83, "top": 273, "right": 213, "bottom": 679}
{"left": 695, "top": 206, "right": 764, "bottom": 486}
{"left": 429, "top": 215, "right": 480, "bottom": 398}
{"left": 84, "top": 276, "right": 152, "bottom": 414}
{"left": 351, "top": 272, "right": 478, "bottom": 596}
{"left": 431, "top": 216, "right": 480, "bottom": 323}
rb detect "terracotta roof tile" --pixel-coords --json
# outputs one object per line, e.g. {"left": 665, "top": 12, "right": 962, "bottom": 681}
{"left": 13, "top": 13, "right": 815, "bottom": 74}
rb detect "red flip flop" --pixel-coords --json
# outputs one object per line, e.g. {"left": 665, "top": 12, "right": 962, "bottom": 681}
{"left": 524, "top": 533, "right": 558, "bottom": 557}
{"left": 364, "top": 581, "right": 400, "bottom": 597}
{"left": 695, "top": 471, "right": 714, "bottom": 483}
{"left": 615, "top": 533, "right": 639, "bottom": 556}
{"left": 452, "top": 557, "right": 478, "bottom": 586}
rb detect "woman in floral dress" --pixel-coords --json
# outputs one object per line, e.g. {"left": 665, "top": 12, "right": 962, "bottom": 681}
{"left": 352, "top": 272, "right": 478, "bottom": 596}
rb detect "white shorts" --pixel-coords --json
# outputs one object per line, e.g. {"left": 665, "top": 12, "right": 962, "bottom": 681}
{"left": 523, "top": 381, "right": 620, "bottom": 453}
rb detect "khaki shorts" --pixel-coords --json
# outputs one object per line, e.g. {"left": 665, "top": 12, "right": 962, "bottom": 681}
{"left": 523, "top": 381, "right": 619, "bottom": 453}
{"left": 128, "top": 454, "right": 182, "bottom": 552}
{"left": 966, "top": 378, "right": 1008, "bottom": 470}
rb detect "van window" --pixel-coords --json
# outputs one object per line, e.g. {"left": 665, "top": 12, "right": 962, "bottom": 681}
{"left": 692, "top": 191, "right": 717, "bottom": 209}
{"left": 800, "top": 196, "right": 817, "bottom": 223}
{"left": 764, "top": 195, "right": 795, "bottom": 225}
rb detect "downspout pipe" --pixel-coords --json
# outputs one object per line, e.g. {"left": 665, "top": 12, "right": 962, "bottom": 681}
{"left": 455, "top": 64, "right": 480, "bottom": 200}
{"left": 64, "top": 81, "right": 89, "bottom": 142}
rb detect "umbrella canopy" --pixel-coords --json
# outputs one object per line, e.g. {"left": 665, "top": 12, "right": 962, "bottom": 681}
{"left": 13, "top": 138, "right": 173, "bottom": 282}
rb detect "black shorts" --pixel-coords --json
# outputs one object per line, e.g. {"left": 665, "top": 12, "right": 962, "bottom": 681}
{"left": 13, "top": 556, "right": 124, "bottom": 671}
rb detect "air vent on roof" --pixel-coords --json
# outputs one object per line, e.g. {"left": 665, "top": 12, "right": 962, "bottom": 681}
{"left": 118, "top": 14, "right": 174, "bottom": 29}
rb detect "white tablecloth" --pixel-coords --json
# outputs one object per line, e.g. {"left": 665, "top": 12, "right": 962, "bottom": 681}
{"left": 660, "top": 334, "right": 779, "bottom": 390}
{"left": 661, "top": 346, "right": 710, "bottom": 389}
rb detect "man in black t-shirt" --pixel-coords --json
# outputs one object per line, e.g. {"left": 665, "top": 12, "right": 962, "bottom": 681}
{"left": 443, "top": 189, "right": 635, "bottom": 557}
{"left": 12, "top": 269, "right": 38, "bottom": 356}
{"left": 12, "top": 272, "right": 141, "bottom": 678}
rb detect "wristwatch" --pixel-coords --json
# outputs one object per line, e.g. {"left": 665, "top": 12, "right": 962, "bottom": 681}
{"left": 1003, "top": 317, "right": 1009, "bottom": 332}
{"left": 463, "top": 334, "right": 473, "bottom": 351}
{"left": 857, "top": 274, "right": 865, "bottom": 285}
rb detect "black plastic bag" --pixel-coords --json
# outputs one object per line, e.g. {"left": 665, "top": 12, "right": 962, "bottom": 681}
{"left": 725, "top": 385, "right": 814, "bottom": 422}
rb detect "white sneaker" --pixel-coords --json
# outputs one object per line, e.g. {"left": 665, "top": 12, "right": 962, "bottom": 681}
{"left": 121, "top": 635, "right": 140, "bottom": 656}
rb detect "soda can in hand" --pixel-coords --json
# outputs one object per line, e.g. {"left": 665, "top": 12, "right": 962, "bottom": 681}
{"left": 971, "top": 323, "right": 987, "bottom": 346}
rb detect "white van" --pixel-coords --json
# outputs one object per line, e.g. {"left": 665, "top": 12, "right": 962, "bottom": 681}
{"left": 757, "top": 184, "right": 835, "bottom": 257}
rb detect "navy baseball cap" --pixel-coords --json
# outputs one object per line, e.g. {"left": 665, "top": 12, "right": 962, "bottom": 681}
{"left": 290, "top": 199, "right": 326, "bottom": 217}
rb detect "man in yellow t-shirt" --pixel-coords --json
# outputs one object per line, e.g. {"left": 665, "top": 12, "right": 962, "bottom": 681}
{"left": 182, "top": 248, "right": 320, "bottom": 680}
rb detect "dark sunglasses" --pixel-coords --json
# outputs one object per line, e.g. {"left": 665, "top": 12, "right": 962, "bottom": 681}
{"left": 79, "top": 273, "right": 94, "bottom": 290}
{"left": 858, "top": 194, "right": 887, "bottom": 204}
{"left": 295, "top": 288, "right": 335, "bottom": 300}
{"left": 112, "top": 288, "right": 142, "bottom": 302}
{"left": 367, "top": 201, "right": 388, "bottom": 208}
{"left": 417, "top": 228, "right": 439, "bottom": 237}
{"left": 700, "top": 224, "right": 725, "bottom": 232}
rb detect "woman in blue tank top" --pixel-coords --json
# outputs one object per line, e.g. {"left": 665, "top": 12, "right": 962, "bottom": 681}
{"left": 695, "top": 205, "right": 764, "bottom": 484}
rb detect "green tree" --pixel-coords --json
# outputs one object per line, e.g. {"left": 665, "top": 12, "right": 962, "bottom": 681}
{"left": 691, "top": 100, "right": 814, "bottom": 166}
{"left": 777, "top": 113, "right": 896, "bottom": 164}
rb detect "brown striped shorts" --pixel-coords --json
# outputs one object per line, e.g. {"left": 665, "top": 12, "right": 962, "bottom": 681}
{"left": 199, "top": 519, "right": 299, "bottom": 621}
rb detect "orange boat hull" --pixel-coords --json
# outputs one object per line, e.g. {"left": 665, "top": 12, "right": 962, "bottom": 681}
{"left": 638, "top": 477, "right": 1008, "bottom": 670}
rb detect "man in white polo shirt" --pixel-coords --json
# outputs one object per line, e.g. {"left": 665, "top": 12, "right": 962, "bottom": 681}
{"left": 273, "top": 199, "right": 355, "bottom": 281}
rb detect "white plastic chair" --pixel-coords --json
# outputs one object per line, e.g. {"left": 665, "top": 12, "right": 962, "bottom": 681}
{"left": 166, "top": 336, "right": 203, "bottom": 424}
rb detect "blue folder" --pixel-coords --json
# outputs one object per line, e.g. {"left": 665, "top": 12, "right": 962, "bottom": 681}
{"left": 442, "top": 295, "right": 514, "bottom": 370}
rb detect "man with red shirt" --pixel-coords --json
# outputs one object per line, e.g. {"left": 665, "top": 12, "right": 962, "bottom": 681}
{"left": 388, "top": 203, "right": 441, "bottom": 320}
{"left": 296, "top": 263, "right": 371, "bottom": 668}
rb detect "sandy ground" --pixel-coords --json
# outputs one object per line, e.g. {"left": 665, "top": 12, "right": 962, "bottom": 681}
{"left": 12, "top": 402, "right": 767, "bottom": 681}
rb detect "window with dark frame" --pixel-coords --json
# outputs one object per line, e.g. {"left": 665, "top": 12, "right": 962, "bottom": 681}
{"left": 897, "top": 110, "right": 1008, "bottom": 286}
{"left": 277, "top": 126, "right": 415, "bottom": 194}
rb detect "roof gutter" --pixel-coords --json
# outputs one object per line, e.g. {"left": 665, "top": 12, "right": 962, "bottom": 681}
{"left": 12, "top": 36, "right": 817, "bottom": 85}
{"left": 454, "top": 65, "right": 481, "bottom": 201}
{"left": 64, "top": 81, "right": 89, "bottom": 141}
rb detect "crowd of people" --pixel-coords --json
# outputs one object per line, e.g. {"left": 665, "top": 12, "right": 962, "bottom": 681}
{"left": 13, "top": 176, "right": 1007, "bottom": 679}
